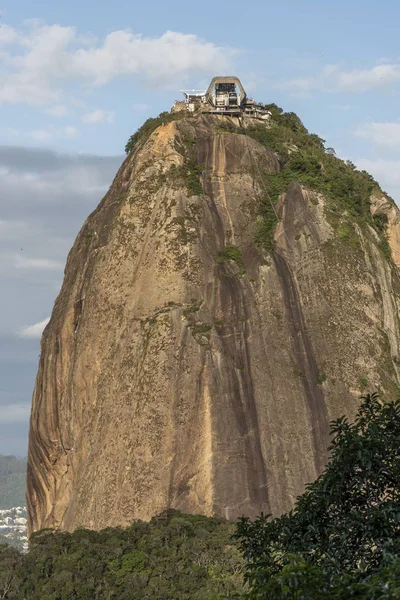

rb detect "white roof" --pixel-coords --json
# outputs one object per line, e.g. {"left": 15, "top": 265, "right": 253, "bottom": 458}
{"left": 181, "top": 90, "right": 206, "bottom": 97}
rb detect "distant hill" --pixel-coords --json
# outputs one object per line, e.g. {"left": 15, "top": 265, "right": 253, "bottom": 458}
{"left": 0, "top": 455, "right": 26, "bottom": 508}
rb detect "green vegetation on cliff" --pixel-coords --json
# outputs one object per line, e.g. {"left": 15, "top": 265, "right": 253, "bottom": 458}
{"left": 216, "top": 245, "right": 243, "bottom": 264}
{"left": 168, "top": 158, "right": 203, "bottom": 196}
{"left": 0, "top": 456, "right": 26, "bottom": 509}
{"left": 244, "top": 104, "right": 394, "bottom": 255}
{"left": 125, "top": 105, "right": 393, "bottom": 258}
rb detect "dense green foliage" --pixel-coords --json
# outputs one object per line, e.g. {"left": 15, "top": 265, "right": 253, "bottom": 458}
{"left": 0, "top": 511, "right": 244, "bottom": 599}
{"left": 125, "top": 110, "right": 185, "bottom": 154}
{"left": 0, "top": 456, "right": 26, "bottom": 509}
{"left": 244, "top": 106, "right": 393, "bottom": 254}
{"left": 217, "top": 245, "right": 243, "bottom": 264}
{"left": 236, "top": 393, "right": 400, "bottom": 598}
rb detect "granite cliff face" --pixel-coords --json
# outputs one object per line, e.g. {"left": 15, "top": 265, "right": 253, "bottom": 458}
{"left": 27, "top": 113, "right": 400, "bottom": 534}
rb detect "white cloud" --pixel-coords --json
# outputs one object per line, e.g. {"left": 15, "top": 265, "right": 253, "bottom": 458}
{"left": 275, "top": 63, "right": 400, "bottom": 94}
{"left": 45, "top": 104, "right": 69, "bottom": 117}
{"left": 29, "top": 125, "right": 79, "bottom": 142}
{"left": 0, "top": 21, "right": 235, "bottom": 106}
{"left": 0, "top": 146, "right": 123, "bottom": 453}
{"left": 132, "top": 103, "right": 150, "bottom": 112}
{"left": 356, "top": 158, "right": 400, "bottom": 203}
{"left": 68, "top": 30, "right": 234, "bottom": 85}
{"left": 0, "top": 24, "right": 72, "bottom": 104}
{"left": 30, "top": 129, "right": 53, "bottom": 142}
{"left": 0, "top": 404, "right": 31, "bottom": 424}
{"left": 19, "top": 317, "right": 50, "bottom": 339}
{"left": 0, "top": 127, "right": 20, "bottom": 138}
{"left": 82, "top": 109, "right": 115, "bottom": 124}
{"left": 15, "top": 256, "right": 64, "bottom": 270}
{"left": 330, "top": 103, "right": 352, "bottom": 111}
{"left": 64, "top": 126, "right": 79, "bottom": 138}
{"left": 0, "top": 24, "right": 18, "bottom": 45}
{"left": 0, "top": 74, "right": 59, "bottom": 105}
{"left": 355, "top": 122, "right": 400, "bottom": 147}
{"left": 0, "top": 147, "right": 119, "bottom": 207}
{"left": 337, "top": 64, "right": 400, "bottom": 92}
{"left": 356, "top": 158, "right": 400, "bottom": 183}
{"left": 0, "top": 218, "right": 31, "bottom": 241}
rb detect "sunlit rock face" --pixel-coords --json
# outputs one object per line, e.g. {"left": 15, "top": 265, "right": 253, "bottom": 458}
{"left": 27, "top": 114, "right": 400, "bottom": 534}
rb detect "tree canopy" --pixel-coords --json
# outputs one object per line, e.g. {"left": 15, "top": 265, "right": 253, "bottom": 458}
{"left": 235, "top": 393, "right": 400, "bottom": 598}
{"left": 0, "top": 511, "right": 244, "bottom": 599}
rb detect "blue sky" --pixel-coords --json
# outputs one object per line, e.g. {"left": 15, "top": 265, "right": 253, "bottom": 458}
{"left": 2, "top": 0, "right": 400, "bottom": 161}
{"left": 1, "top": 0, "right": 400, "bottom": 454}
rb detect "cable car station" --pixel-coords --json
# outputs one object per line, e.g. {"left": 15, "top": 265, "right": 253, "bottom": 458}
{"left": 172, "top": 76, "right": 271, "bottom": 120}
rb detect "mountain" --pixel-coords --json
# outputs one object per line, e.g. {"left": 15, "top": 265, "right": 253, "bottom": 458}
{"left": 0, "top": 455, "right": 26, "bottom": 509}
{"left": 27, "top": 103, "right": 400, "bottom": 535}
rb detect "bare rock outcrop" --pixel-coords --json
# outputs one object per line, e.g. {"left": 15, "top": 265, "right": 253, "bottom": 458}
{"left": 371, "top": 192, "right": 400, "bottom": 267}
{"left": 27, "top": 114, "right": 400, "bottom": 534}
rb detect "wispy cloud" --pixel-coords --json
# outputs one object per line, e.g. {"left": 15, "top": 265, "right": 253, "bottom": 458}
{"left": 0, "top": 21, "right": 236, "bottom": 106}
{"left": 0, "top": 127, "right": 20, "bottom": 138}
{"left": 45, "top": 105, "right": 69, "bottom": 117}
{"left": 337, "top": 64, "right": 400, "bottom": 92}
{"left": 64, "top": 126, "right": 79, "bottom": 138}
{"left": 0, "top": 404, "right": 31, "bottom": 424}
{"left": 19, "top": 317, "right": 50, "bottom": 339}
{"left": 330, "top": 103, "right": 352, "bottom": 111}
{"left": 356, "top": 158, "right": 400, "bottom": 203}
{"left": 132, "top": 103, "right": 150, "bottom": 112}
{"left": 15, "top": 256, "right": 64, "bottom": 270}
{"left": 275, "top": 63, "right": 400, "bottom": 94}
{"left": 0, "top": 218, "right": 31, "bottom": 241}
{"left": 29, "top": 129, "right": 53, "bottom": 142}
{"left": 29, "top": 126, "right": 79, "bottom": 142}
{"left": 82, "top": 109, "right": 115, "bottom": 124}
{"left": 355, "top": 122, "right": 400, "bottom": 147}
{"left": 0, "top": 24, "right": 18, "bottom": 45}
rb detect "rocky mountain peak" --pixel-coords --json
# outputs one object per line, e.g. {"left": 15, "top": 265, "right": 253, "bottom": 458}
{"left": 27, "top": 105, "right": 400, "bottom": 535}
